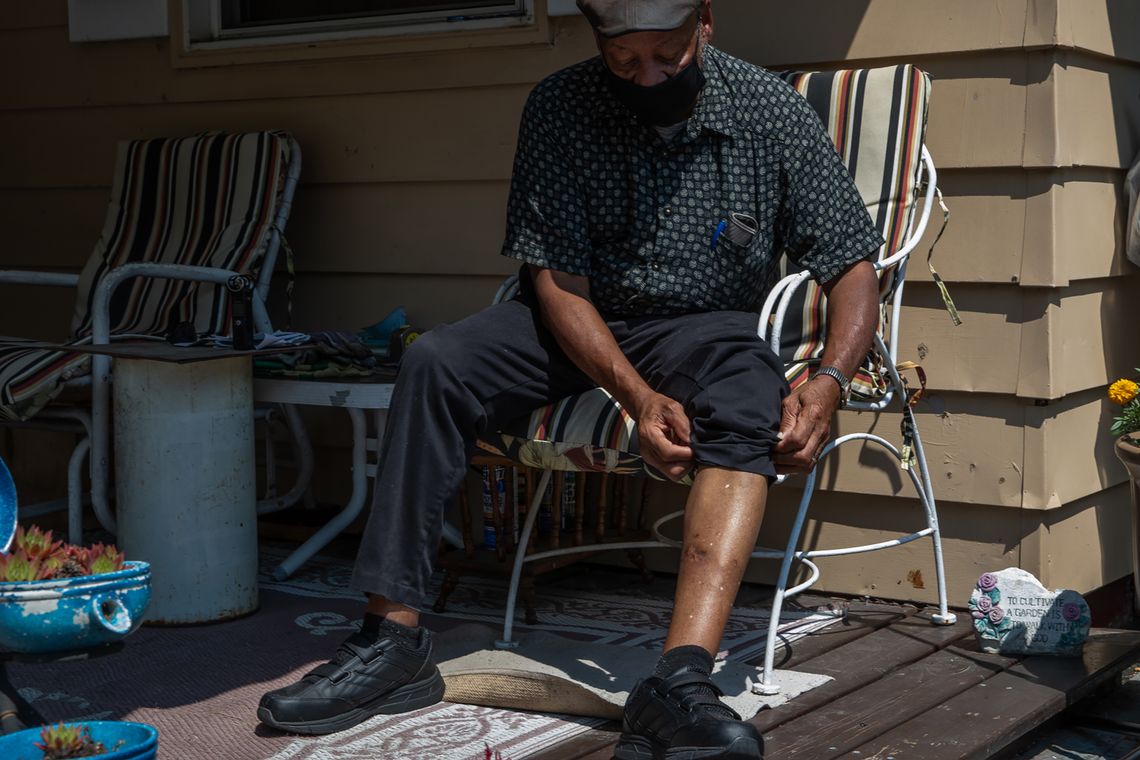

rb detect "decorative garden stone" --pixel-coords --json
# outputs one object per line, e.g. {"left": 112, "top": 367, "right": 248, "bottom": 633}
{"left": 969, "top": 568, "right": 1090, "bottom": 656}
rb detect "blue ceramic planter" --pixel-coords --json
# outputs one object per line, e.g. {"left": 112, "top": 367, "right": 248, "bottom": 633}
{"left": 0, "top": 455, "right": 15, "bottom": 553}
{"left": 0, "top": 561, "right": 151, "bottom": 654}
{"left": 0, "top": 721, "right": 157, "bottom": 759}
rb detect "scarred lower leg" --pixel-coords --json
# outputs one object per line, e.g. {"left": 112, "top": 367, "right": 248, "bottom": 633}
{"left": 366, "top": 595, "right": 420, "bottom": 628}
{"left": 664, "top": 467, "right": 769, "bottom": 656}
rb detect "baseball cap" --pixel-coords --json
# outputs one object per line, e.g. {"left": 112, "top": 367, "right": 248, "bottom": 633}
{"left": 575, "top": 0, "right": 702, "bottom": 37}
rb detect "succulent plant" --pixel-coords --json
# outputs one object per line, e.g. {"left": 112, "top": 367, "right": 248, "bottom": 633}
{"left": 14, "top": 525, "right": 62, "bottom": 561}
{"left": 0, "top": 552, "right": 40, "bottom": 582}
{"left": 85, "top": 543, "right": 125, "bottom": 576}
{"left": 1, "top": 524, "right": 127, "bottom": 581}
{"left": 35, "top": 722, "right": 109, "bottom": 758}
{"left": 56, "top": 546, "right": 90, "bottom": 579}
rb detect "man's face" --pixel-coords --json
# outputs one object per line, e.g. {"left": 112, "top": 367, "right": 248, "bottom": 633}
{"left": 596, "top": 7, "right": 713, "bottom": 87}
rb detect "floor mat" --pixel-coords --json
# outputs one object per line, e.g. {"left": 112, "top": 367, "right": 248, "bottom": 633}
{"left": 6, "top": 547, "right": 839, "bottom": 760}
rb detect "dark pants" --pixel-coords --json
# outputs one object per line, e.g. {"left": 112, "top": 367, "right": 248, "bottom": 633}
{"left": 349, "top": 285, "right": 789, "bottom": 610}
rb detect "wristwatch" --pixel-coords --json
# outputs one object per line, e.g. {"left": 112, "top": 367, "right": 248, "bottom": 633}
{"left": 813, "top": 365, "right": 852, "bottom": 408}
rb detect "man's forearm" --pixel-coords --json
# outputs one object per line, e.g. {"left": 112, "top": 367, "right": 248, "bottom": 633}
{"left": 818, "top": 261, "right": 880, "bottom": 379}
{"left": 528, "top": 266, "right": 653, "bottom": 415}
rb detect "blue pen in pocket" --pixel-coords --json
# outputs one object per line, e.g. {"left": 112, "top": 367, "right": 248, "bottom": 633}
{"left": 710, "top": 219, "right": 728, "bottom": 250}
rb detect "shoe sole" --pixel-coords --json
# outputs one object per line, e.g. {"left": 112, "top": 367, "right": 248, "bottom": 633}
{"left": 614, "top": 734, "right": 660, "bottom": 760}
{"left": 613, "top": 735, "right": 763, "bottom": 760}
{"left": 258, "top": 666, "right": 446, "bottom": 735}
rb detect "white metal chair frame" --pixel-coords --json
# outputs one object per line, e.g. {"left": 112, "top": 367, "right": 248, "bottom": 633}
{"left": 0, "top": 137, "right": 308, "bottom": 543}
{"left": 490, "top": 146, "right": 957, "bottom": 695}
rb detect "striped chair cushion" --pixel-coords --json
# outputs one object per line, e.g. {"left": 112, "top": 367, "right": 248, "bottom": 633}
{"left": 777, "top": 65, "right": 931, "bottom": 400}
{"left": 476, "top": 388, "right": 646, "bottom": 475}
{"left": 0, "top": 131, "right": 293, "bottom": 423}
{"left": 0, "top": 348, "right": 91, "bottom": 423}
{"left": 480, "top": 66, "right": 932, "bottom": 474}
{"left": 71, "top": 131, "right": 293, "bottom": 339}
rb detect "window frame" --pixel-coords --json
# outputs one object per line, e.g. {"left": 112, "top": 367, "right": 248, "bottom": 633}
{"left": 173, "top": 0, "right": 546, "bottom": 67}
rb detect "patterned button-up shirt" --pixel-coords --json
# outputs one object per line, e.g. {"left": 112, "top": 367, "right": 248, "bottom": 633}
{"left": 501, "top": 45, "right": 885, "bottom": 318}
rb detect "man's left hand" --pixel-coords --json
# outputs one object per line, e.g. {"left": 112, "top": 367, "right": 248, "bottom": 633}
{"left": 774, "top": 377, "right": 841, "bottom": 474}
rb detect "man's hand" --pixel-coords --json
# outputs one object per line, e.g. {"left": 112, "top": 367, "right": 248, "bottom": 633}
{"left": 774, "top": 377, "right": 841, "bottom": 474}
{"left": 634, "top": 391, "right": 694, "bottom": 482}
{"left": 529, "top": 266, "right": 694, "bottom": 480}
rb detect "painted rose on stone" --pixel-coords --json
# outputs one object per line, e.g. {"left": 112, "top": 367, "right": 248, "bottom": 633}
{"left": 1062, "top": 602, "right": 1081, "bottom": 622}
{"left": 976, "top": 596, "right": 993, "bottom": 613}
{"left": 987, "top": 606, "right": 1005, "bottom": 625}
{"left": 977, "top": 573, "right": 998, "bottom": 592}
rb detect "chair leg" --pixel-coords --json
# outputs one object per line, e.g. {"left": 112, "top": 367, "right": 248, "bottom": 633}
{"left": 521, "top": 574, "right": 538, "bottom": 626}
{"left": 757, "top": 482, "right": 815, "bottom": 696}
{"left": 907, "top": 408, "right": 957, "bottom": 625}
{"left": 67, "top": 437, "right": 91, "bottom": 545}
{"left": 626, "top": 549, "right": 653, "bottom": 583}
{"left": 496, "top": 468, "right": 551, "bottom": 649}
{"left": 432, "top": 569, "right": 461, "bottom": 614}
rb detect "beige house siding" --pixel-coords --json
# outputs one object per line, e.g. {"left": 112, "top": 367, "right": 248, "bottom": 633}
{"left": 1, "top": 1, "right": 1137, "bottom": 603}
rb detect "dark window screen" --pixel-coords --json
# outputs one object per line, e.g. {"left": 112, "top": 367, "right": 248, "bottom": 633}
{"left": 224, "top": 0, "right": 515, "bottom": 28}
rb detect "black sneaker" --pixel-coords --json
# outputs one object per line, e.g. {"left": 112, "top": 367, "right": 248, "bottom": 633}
{"left": 258, "top": 626, "right": 445, "bottom": 735}
{"left": 615, "top": 669, "right": 763, "bottom": 760}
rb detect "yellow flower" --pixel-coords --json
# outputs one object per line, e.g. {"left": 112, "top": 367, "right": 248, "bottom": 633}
{"left": 1109, "top": 379, "right": 1139, "bottom": 405}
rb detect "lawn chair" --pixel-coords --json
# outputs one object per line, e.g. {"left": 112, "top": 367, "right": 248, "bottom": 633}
{"left": 474, "top": 64, "right": 958, "bottom": 694}
{"left": 0, "top": 131, "right": 303, "bottom": 543}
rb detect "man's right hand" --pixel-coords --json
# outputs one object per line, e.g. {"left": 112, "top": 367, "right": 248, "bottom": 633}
{"left": 528, "top": 266, "right": 694, "bottom": 481}
{"left": 634, "top": 391, "right": 694, "bottom": 482}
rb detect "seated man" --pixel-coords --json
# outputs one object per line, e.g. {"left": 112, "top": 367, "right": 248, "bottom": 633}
{"left": 259, "top": 1, "right": 882, "bottom": 758}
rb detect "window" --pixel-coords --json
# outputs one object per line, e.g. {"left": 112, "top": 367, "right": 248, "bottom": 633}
{"left": 186, "top": 0, "right": 533, "bottom": 46}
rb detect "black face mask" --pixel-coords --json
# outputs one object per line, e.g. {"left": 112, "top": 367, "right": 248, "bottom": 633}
{"left": 605, "top": 59, "right": 707, "bottom": 127}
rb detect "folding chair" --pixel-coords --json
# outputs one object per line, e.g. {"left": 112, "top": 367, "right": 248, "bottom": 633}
{"left": 474, "top": 64, "right": 958, "bottom": 694}
{"left": 0, "top": 131, "right": 304, "bottom": 543}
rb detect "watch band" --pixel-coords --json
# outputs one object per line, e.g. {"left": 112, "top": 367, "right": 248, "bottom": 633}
{"left": 814, "top": 365, "right": 851, "bottom": 407}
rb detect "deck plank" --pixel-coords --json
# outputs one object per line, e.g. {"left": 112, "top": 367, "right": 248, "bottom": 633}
{"left": 849, "top": 630, "right": 1140, "bottom": 760}
{"left": 752, "top": 609, "right": 973, "bottom": 733}
{"left": 558, "top": 601, "right": 917, "bottom": 760}
{"left": 774, "top": 600, "right": 917, "bottom": 671}
{"left": 763, "top": 644, "right": 1017, "bottom": 759}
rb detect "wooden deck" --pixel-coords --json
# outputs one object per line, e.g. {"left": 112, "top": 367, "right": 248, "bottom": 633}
{"left": 529, "top": 597, "right": 1140, "bottom": 760}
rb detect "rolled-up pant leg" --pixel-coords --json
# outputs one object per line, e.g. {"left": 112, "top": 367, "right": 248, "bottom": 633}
{"left": 610, "top": 310, "right": 789, "bottom": 480}
{"left": 349, "top": 295, "right": 591, "bottom": 608}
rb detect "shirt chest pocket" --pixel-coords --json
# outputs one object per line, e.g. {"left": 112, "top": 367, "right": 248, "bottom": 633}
{"left": 713, "top": 211, "right": 771, "bottom": 263}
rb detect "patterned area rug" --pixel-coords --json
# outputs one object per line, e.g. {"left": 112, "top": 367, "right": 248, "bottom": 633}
{"left": 6, "top": 547, "right": 838, "bottom": 760}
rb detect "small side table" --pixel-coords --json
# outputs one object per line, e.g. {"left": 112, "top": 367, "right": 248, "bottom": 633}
{"left": 254, "top": 377, "right": 392, "bottom": 580}
{"left": 254, "top": 374, "right": 466, "bottom": 580}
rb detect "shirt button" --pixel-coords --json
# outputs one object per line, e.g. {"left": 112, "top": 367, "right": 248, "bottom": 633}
{"left": 651, "top": 263, "right": 660, "bottom": 271}
{"left": 663, "top": 206, "right": 673, "bottom": 216}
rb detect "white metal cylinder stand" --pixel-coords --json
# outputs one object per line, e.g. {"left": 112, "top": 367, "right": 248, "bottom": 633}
{"left": 113, "top": 356, "right": 258, "bottom": 623}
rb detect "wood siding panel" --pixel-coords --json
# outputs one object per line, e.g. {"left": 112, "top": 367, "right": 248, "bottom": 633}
{"left": 720, "top": 0, "right": 1042, "bottom": 69}
{"left": 0, "top": 87, "right": 532, "bottom": 189}
{"left": 287, "top": 182, "right": 514, "bottom": 276}
{"left": 0, "top": 3, "right": 66, "bottom": 31}
{"left": 286, "top": 272, "right": 504, "bottom": 330}
{"left": 1058, "top": 0, "right": 1140, "bottom": 65}
{"left": 0, "top": 188, "right": 107, "bottom": 270}
{"left": 0, "top": 24, "right": 593, "bottom": 112}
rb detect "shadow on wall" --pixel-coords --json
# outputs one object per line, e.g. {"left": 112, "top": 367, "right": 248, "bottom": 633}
{"left": 712, "top": 0, "right": 873, "bottom": 68}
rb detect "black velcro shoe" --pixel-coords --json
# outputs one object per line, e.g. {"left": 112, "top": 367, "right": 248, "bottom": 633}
{"left": 615, "top": 670, "right": 763, "bottom": 760}
{"left": 257, "top": 626, "right": 445, "bottom": 735}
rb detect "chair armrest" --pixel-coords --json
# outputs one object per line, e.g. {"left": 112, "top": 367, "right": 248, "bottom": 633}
{"left": 91, "top": 262, "right": 271, "bottom": 344}
{"left": 876, "top": 146, "right": 938, "bottom": 272}
{"left": 0, "top": 270, "right": 80, "bottom": 288}
{"left": 758, "top": 270, "right": 812, "bottom": 354}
